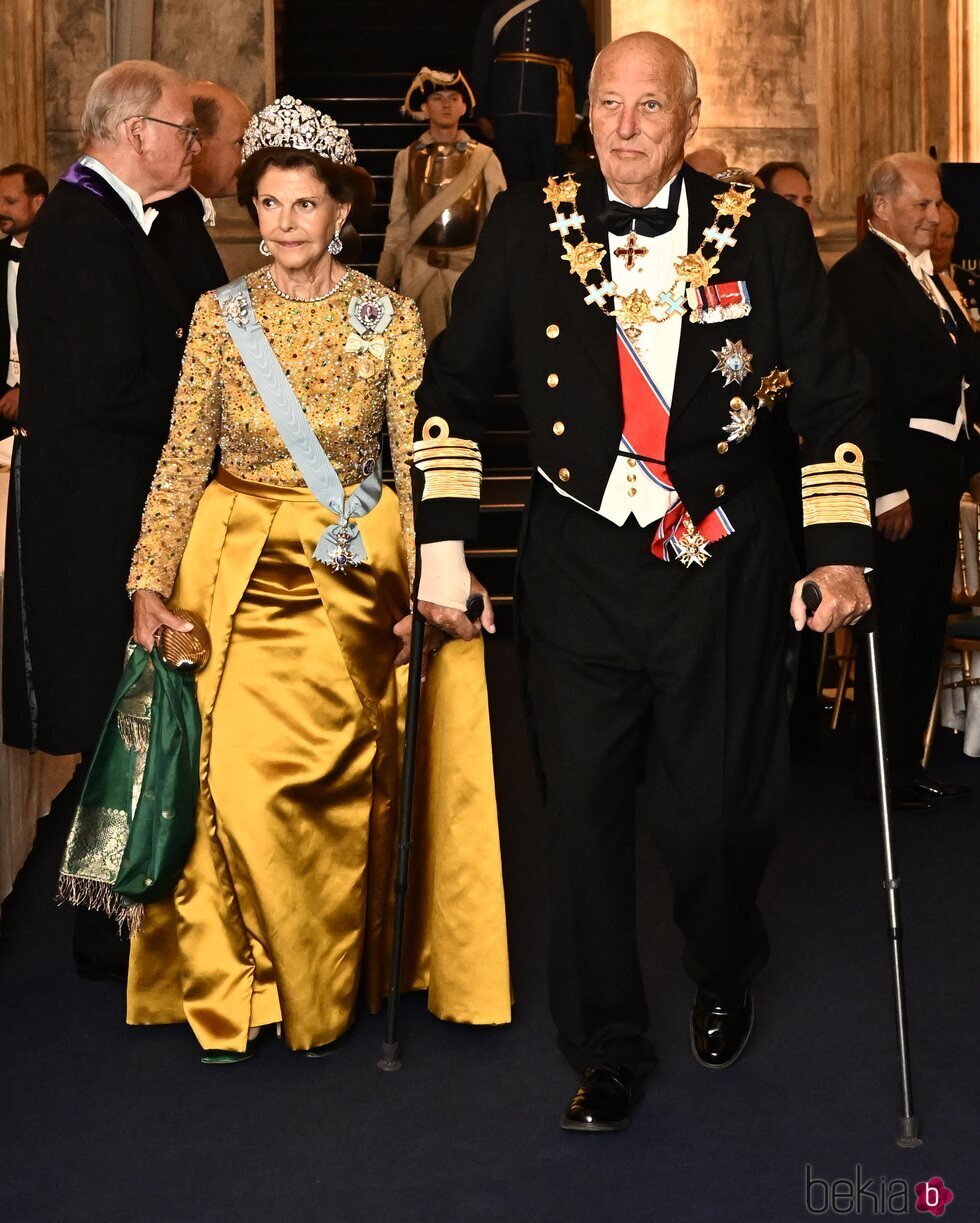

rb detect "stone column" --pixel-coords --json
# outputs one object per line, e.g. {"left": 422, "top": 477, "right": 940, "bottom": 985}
{"left": 816, "top": 0, "right": 952, "bottom": 218}
{"left": 0, "top": 0, "right": 46, "bottom": 169}
{"left": 606, "top": 0, "right": 819, "bottom": 184}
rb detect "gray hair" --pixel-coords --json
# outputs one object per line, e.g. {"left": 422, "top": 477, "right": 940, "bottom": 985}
{"left": 80, "top": 60, "right": 183, "bottom": 147}
{"left": 864, "top": 152, "right": 938, "bottom": 214}
{"left": 588, "top": 32, "right": 698, "bottom": 108}
{"left": 939, "top": 199, "right": 960, "bottom": 228}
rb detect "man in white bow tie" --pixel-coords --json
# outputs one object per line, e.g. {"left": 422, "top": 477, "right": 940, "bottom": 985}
{"left": 831, "top": 153, "right": 980, "bottom": 811}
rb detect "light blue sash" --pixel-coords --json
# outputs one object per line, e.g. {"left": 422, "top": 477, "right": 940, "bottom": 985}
{"left": 215, "top": 277, "right": 382, "bottom": 573}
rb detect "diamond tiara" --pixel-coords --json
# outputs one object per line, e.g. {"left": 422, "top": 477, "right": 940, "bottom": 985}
{"left": 241, "top": 95, "right": 356, "bottom": 165}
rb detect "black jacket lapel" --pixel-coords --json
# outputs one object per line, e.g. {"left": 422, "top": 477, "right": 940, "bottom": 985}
{"left": 863, "top": 232, "right": 951, "bottom": 348}
{"left": 61, "top": 173, "right": 189, "bottom": 325}
{"left": 543, "top": 165, "right": 619, "bottom": 408}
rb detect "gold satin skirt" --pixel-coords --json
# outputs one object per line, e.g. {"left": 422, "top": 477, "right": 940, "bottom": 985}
{"left": 127, "top": 469, "right": 511, "bottom": 1051}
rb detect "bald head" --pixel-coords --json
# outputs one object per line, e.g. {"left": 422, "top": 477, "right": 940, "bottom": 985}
{"left": 588, "top": 31, "right": 701, "bottom": 206}
{"left": 589, "top": 32, "right": 698, "bottom": 108}
{"left": 187, "top": 80, "right": 252, "bottom": 198}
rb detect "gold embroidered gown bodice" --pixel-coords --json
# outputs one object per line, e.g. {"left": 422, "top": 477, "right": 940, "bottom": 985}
{"left": 129, "top": 267, "right": 423, "bottom": 595}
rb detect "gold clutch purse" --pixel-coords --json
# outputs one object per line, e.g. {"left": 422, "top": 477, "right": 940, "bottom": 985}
{"left": 158, "top": 608, "right": 211, "bottom": 673}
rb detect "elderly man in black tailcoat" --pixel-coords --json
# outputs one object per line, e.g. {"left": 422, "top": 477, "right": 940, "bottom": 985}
{"left": 412, "top": 31, "right": 874, "bottom": 1131}
{"left": 2, "top": 60, "right": 206, "bottom": 976}
{"left": 829, "top": 155, "right": 980, "bottom": 810}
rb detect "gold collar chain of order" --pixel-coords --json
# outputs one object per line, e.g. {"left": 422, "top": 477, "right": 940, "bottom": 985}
{"left": 543, "top": 174, "right": 755, "bottom": 338}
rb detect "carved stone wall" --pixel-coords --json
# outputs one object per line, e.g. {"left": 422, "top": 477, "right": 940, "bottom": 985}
{"left": 151, "top": 0, "right": 267, "bottom": 116}
{"left": 604, "top": 0, "right": 966, "bottom": 223}
{"left": 610, "top": 0, "right": 817, "bottom": 196}
{"left": 43, "top": 0, "right": 108, "bottom": 179}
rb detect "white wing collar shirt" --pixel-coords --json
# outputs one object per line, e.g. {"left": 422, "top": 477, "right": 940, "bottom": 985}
{"left": 77, "top": 155, "right": 159, "bottom": 235}
{"left": 6, "top": 236, "right": 23, "bottom": 387}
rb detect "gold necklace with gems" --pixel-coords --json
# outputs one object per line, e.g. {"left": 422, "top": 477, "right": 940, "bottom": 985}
{"left": 543, "top": 174, "right": 755, "bottom": 339}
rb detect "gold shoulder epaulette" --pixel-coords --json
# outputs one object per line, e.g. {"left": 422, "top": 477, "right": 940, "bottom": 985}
{"left": 413, "top": 416, "right": 483, "bottom": 502}
{"left": 801, "top": 443, "right": 871, "bottom": 528}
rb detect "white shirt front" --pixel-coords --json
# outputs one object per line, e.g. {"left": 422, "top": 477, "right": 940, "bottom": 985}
{"left": 192, "top": 186, "right": 217, "bottom": 227}
{"left": 6, "top": 237, "right": 22, "bottom": 387}
{"left": 867, "top": 226, "right": 968, "bottom": 516}
{"left": 541, "top": 176, "right": 688, "bottom": 526}
{"left": 78, "top": 155, "right": 159, "bottom": 235}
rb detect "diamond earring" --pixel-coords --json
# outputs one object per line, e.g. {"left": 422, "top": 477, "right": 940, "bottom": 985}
{"left": 259, "top": 239, "right": 271, "bottom": 257}
{"left": 328, "top": 228, "right": 343, "bottom": 256}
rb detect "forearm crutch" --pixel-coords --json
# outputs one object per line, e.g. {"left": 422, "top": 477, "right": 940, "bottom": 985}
{"left": 803, "top": 580, "right": 921, "bottom": 1148}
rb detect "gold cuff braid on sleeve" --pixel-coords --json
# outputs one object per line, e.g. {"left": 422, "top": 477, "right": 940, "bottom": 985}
{"left": 413, "top": 416, "right": 483, "bottom": 502}
{"left": 801, "top": 442, "right": 871, "bottom": 529}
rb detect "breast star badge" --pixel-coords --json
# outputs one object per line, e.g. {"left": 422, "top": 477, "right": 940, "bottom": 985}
{"left": 616, "top": 288, "right": 655, "bottom": 338}
{"left": 543, "top": 174, "right": 581, "bottom": 207}
{"left": 562, "top": 239, "right": 606, "bottom": 283}
{"left": 755, "top": 368, "right": 793, "bottom": 409}
{"left": 723, "top": 397, "right": 757, "bottom": 443}
{"left": 711, "top": 338, "right": 753, "bottom": 386}
{"left": 712, "top": 186, "right": 755, "bottom": 220}
{"left": 674, "top": 250, "right": 720, "bottom": 290}
{"left": 676, "top": 518, "right": 711, "bottom": 568}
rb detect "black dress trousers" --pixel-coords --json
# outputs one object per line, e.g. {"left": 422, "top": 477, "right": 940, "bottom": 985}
{"left": 518, "top": 478, "right": 795, "bottom": 1080}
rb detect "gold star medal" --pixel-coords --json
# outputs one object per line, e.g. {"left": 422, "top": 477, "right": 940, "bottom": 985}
{"left": 712, "top": 185, "right": 755, "bottom": 221}
{"left": 674, "top": 250, "right": 720, "bottom": 290}
{"left": 562, "top": 239, "right": 606, "bottom": 284}
{"left": 711, "top": 338, "right": 753, "bottom": 386}
{"left": 676, "top": 518, "right": 711, "bottom": 568}
{"left": 616, "top": 289, "right": 655, "bottom": 338}
{"left": 543, "top": 174, "right": 580, "bottom": 208}
{"left": 755, "top": 368, "right": 793, "bottom": 409}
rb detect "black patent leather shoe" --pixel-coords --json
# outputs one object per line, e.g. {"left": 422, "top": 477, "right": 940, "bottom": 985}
{"left": 561, "top": 1064, "right": 636, "bottom": 1132}
{"left": 691, "top": 987, "right": 754, "bottom": 1069}
{"left": 910, "top": 770, "right": 971, "bottom": 801}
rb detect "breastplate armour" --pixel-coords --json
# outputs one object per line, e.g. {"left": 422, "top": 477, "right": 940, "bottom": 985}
{"left": 408, "top": 142, "right": 485, "bottom": 248}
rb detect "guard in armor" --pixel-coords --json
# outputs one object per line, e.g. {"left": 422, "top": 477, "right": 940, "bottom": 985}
{"left": 377, "top": 68, "right": 506, "bottom": 342}
{"left": 471, "top": 0, "right": 594, "bottom": 184}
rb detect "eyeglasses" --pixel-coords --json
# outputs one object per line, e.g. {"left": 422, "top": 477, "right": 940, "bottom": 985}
{"left": 129, "top": 115, "right": 200, "bottom": 147}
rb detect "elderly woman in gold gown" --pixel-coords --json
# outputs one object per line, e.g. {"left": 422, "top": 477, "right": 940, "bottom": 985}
{"left": 126, "top": 98, "right": 510, "bottom": 1061}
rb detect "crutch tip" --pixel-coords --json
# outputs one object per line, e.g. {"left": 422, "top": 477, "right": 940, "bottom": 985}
{"left": 378, "top": 1041, "right": 402, "bottom": 1072}
{"left": 896, "top": 1116, "right": 922, "bottom": 1148}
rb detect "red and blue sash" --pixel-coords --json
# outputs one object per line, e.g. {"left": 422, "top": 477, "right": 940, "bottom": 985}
{"left": 617, "top": 325, "right": 734, "bottom": 561}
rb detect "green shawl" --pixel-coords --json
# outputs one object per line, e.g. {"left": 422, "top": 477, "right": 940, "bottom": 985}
{"left": 57, "top": 644, "right": 201, "bottom": 932}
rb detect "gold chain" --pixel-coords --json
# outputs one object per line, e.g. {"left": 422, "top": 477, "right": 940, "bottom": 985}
{"left": 543, "top": 174, "right": 755, "bottom": 336}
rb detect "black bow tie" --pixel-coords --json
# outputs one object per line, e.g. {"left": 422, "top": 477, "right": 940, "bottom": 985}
{"left": 597, "top": 199, "right": 679, "bottom": 238}
{"left": 6, "top": 246, "right": 21, "bottom": 263}
{"left": 597, "top": 172, "right": 684, "bottom": 239}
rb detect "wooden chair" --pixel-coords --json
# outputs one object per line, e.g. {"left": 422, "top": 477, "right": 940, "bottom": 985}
{"left": 816, "top": 626, "right": 857, "bottom": 730}
{"left": 922, "top": 494, "right": 980, "bottom": 765}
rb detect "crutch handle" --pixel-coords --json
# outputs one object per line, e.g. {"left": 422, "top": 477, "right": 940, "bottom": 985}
{"left": 801, "top": 580, "right": 822, "bottom": 615}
